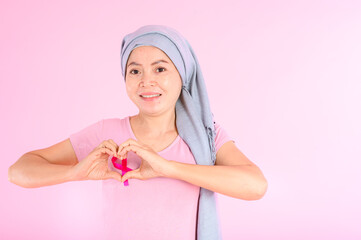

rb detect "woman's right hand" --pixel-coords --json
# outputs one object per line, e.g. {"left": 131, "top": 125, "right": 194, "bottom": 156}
{"left": 71, "top": 140, "right": 122, "bottom": 181}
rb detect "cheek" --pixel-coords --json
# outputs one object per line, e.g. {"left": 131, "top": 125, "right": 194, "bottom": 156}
{"left": 125, "top": 81, "right": 137, "bottom": 98}
{"left": 174, "top": 79, "right": 182, "bottom": 97}
{"left": 173, "top": 76, "right": 183, "bottom": 93}
{"left": 164, "top": 76, "right": 182, "bottom": 98}
{"left": 125, "top": 82, "right": 130, "bottom": 94}
{"left": 163, "top": 73, "right": 182, "bottom": 88}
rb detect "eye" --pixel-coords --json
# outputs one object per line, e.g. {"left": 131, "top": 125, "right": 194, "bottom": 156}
{"left": 156, "top": 67, "right": 166, "bottom": 73}
{"left": 130, "top": 69, "right": 140, "bottom": 75}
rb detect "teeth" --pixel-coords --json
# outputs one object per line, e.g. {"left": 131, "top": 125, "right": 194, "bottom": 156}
{"left": 141, "top": 94, "right": 161, "bottom": 98}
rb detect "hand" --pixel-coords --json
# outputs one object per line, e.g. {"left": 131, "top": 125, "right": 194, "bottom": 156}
{"left": 71, "top": 140, "right": 122, "bottom": 181}
{"left": 116, "top": 139, "right": 172, "bottom": 183}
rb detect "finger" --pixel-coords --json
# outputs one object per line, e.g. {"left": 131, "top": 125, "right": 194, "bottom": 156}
{"left": 117, "top": 138, "right": 141, "bottom": 157}
{"left": 108, "top": 139, "right": 119, "bottom": 153}
{"left": 96, "top": 140, "right": 118, "bottom": 155}
{"left": 122, "top": 169, "right": 141, "bottom": 182}
{"left": 95, "top": 141, "right": 106, "bottom": 150}
{"left": 105, "top": 170, "right": 122, "bottom": 181}
{"left": 118, "top": 144, "right": 145, "bottom": 160}
{"left": 95, "top": 147, "right": 115, "bottom": 157}
{"left": 104, "top": 139, "right": 118, "bottom": 156}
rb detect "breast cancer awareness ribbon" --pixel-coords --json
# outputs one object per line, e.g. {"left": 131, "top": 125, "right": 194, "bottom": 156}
{"left": 111, "top": 156, "right": 132, "bottom": 186}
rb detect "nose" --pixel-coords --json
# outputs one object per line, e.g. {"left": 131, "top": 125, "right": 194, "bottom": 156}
{"left": 140, "top": 70, "right": 156, "bottom": 87}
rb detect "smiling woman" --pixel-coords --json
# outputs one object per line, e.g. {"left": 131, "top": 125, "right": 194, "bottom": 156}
{"left": 125, "top": 46, "right": 183, "bottom": 119}
{"left": 8, "top": 25, "right": 267, "bottom": 240}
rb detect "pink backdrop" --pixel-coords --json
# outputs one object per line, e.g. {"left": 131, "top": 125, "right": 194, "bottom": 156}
{"left": 1, "top": 0, "right": 361, "bottom": 239}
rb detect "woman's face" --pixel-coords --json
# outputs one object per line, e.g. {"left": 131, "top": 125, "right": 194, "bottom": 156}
{"left": 125, "top": 46, "right": 183, "bottom": 117}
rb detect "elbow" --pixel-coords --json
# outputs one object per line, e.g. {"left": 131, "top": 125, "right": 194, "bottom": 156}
{"left": 240, "top": 177, "right": 268, "bottom": 201}
{"left": 247, "top": 166, "right": 268, "bottom": 200}
{"left": 252, "top": 177, "right": 268, "bottom": 200}
{"left": 8, "top": 164, "right": 17, "bottom": 184}
{"left": 8, "top": 164, "right": 31, "bottom": 188}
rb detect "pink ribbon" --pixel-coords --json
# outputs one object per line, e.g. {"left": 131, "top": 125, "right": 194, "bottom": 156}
{"left": 111, "top": 156, "right": 132, "bottom": 186}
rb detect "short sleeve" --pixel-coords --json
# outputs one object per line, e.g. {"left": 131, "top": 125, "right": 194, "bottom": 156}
{"left": 214, "top": 122, "right": 233, "bottom": 153}
{"left": 69, "top": 119, "right": 105, "bottom": 162}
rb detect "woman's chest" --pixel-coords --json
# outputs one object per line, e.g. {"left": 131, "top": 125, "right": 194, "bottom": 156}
{"left": 136, "top": 132, "right": 179, "bottom": 153}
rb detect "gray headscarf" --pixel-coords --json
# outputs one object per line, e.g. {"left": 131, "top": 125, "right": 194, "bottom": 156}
{"left": 120, "top": 25, "right": 221, "bottom": 240}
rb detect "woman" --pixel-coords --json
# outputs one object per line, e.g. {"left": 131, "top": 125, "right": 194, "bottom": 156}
{"left": 8, "top": 25, "right": 267, "bottom": 240}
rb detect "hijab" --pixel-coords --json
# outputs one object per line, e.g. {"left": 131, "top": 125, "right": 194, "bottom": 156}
{"left": 120, "top": 25, "right": 221, "bottom": 240}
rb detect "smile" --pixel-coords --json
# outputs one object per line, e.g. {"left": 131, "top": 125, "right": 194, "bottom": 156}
{"left": 140, "top": 94, "right": 162, "bottom": 98}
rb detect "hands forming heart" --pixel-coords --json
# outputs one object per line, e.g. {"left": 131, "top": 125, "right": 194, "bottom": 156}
{"left": 71, "top": 138, "right": 172, "bottom": 184}
{"left": 115, "top": 139, "right": 172, "bottom": 184}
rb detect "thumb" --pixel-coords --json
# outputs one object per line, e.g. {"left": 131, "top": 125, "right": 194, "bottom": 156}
{"left": 122, "top": 169, "right": 140, "bottom": 183}
{"left": 105, "top": 171, "right": 122, "bottom": 181}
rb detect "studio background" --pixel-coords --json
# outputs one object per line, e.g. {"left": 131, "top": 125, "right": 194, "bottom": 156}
{"left": 1, "top": 0, "right": 360, "bottom": 239}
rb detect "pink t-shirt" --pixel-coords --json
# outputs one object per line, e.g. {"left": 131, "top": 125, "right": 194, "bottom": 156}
{"left": 69, "top": 116, "right": 231, "bottom": 240}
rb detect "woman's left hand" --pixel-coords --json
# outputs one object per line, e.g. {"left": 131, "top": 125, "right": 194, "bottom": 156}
{"left": 116, "top": 139, "right": 172, "bottom": 183}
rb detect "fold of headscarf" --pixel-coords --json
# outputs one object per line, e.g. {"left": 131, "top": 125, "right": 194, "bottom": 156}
{"left": 120, "top": 25, "right": 221, "bottom": 240}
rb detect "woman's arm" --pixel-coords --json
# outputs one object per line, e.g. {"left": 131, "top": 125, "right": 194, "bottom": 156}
{"left": 8, "top": 139, "right": 79, "bottom": 188}
{"left": 166, "top": 141, "right": 268, "bottom": 200}
{"left": 118, "top": 139, "right": 268, "bottom": 200}
{"left": 8, "top": 138, "right": 122, "bottom": 188}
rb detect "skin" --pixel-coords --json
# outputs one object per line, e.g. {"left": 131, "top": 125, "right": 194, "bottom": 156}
{"left": 8, "top": 46, "right": 268, "bottom": 200}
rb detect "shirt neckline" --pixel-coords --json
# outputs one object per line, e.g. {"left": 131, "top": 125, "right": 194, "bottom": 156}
{"left": 126, "top": 116, "right": 181, "bottom": 154}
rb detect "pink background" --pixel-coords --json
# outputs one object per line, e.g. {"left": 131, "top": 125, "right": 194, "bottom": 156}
{"left": 1, "top": 0, "right": 361, "bottom": 239}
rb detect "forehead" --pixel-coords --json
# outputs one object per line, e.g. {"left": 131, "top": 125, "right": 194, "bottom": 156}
{"left": 127, "top": 46, "right": 171, "bottom": 62}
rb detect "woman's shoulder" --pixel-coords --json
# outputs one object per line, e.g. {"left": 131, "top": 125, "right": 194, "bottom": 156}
{"left": 213, "top": 119, "right": 227, "bottom": 134}
{"left": 213, "top": 120, "right": 233, "bottom": 152}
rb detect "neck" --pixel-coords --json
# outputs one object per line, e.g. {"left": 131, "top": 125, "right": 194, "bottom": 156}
{"left": 131, "top": 110, "right": 177, "bottom": 137}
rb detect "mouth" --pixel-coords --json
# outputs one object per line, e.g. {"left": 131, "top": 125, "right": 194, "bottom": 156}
{"left": 139, "top": 92, "right": 162, "bottom": 101}
{"left": 140, "top": 93, "right": 162, "bottom": 98}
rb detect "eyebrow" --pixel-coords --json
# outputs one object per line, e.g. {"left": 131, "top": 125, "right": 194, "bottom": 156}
{"left": 127, "top": 59, "right": 170, "bottom": 67}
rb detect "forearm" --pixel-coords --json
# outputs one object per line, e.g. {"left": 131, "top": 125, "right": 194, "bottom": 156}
{"left": 166, "top": 162, "right": 268, "bottom": 200}
{"left": 8, "top": 153, "right": 75, "bottom": 188}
